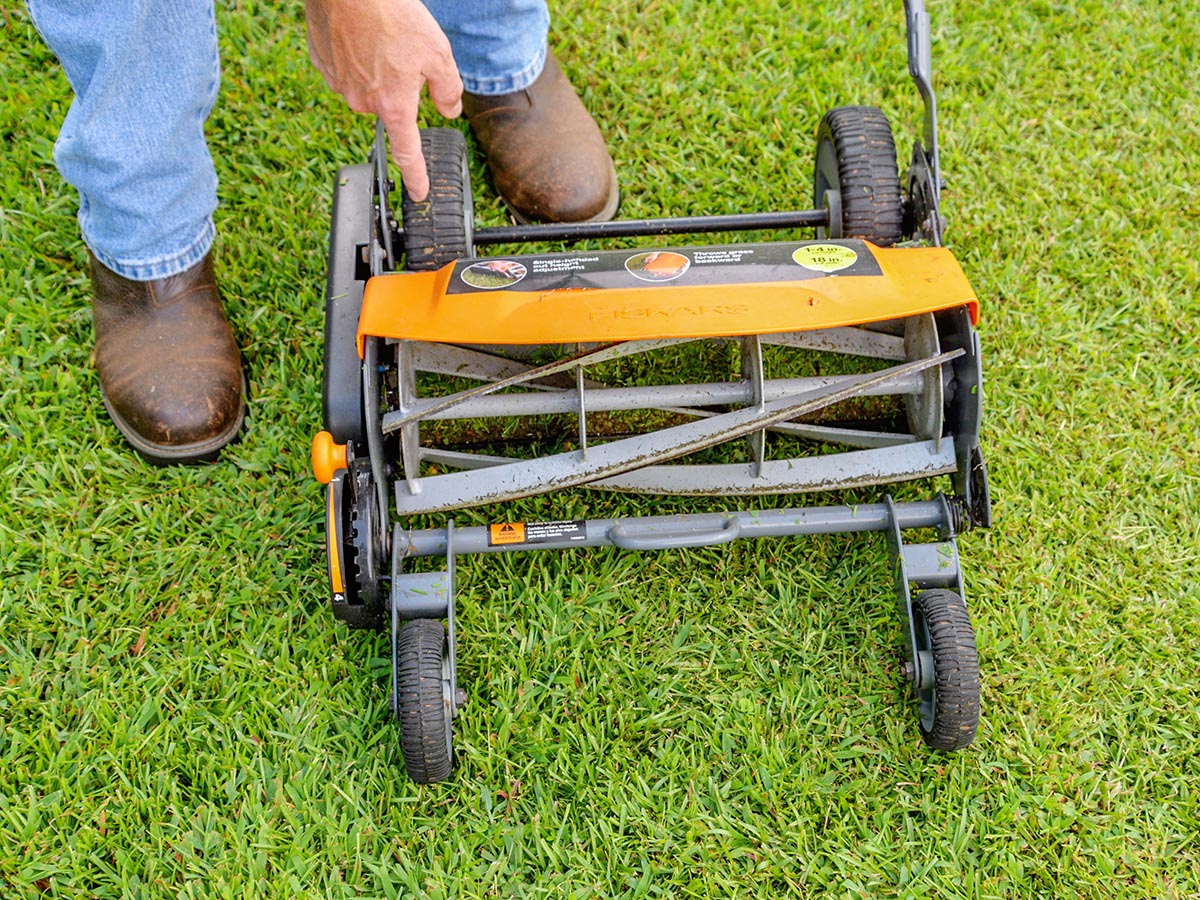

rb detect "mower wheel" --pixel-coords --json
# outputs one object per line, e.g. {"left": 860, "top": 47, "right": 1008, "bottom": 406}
{"left": 401, "top": 128, "right": 475, "bottom": 271}
{"left": 911, "top": 588, "right": 980, "bottom": 751}
{"left": 813, "top": 106, "right": 904, "bottom": 246}
{"left": 395, "top": 618, "right": 454, "bottom": 783}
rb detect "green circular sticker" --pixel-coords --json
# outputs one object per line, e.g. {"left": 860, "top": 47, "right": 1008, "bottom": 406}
{"left": 793, "top": 244, "right": 858, "bottom": 273}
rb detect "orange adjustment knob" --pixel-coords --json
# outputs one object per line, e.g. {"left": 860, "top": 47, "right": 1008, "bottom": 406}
{"left": 311, "top": 431, "right": 348, "bottom": 484}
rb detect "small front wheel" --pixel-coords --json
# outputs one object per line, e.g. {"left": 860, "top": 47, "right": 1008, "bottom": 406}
{"left": 911, "top": 588, "right": 980, "bottom": 751}
{"left": 395, "top": 619, "right": 455, "bottom": 782}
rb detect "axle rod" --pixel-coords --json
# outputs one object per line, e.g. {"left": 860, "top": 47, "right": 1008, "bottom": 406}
{"left": 470, "top": 209, "right": 830, "bottom": 245}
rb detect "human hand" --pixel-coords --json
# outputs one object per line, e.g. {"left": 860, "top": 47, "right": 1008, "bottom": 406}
{"left": 305, "top": 0, "right": 463, "bottom": 201}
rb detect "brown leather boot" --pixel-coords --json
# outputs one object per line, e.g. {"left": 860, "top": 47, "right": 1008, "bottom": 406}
{"left": 89, "top": 251, "right": 245, "bottom": 464}
{"left": 462, "top": 50, "right": 618, "bottom": 224}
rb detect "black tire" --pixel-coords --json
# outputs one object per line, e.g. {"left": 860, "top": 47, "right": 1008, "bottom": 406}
{"left": 401, "top": 128, "right": 474, "bottom": 271}
{"left": 813, "top": 106, "right": 903, "bottom": 247}
{"left": 395, "top": 619, "right": 454, "bottom": 782}
{"left": 911, "top": 589, "right": 980, "bottom": 751}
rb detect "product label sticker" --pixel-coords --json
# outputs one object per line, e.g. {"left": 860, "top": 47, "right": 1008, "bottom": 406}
{"left": 445, "top": 240, "right": 882, "bottom": 294}
{"left": 792, "top": 243, "right": 859, "bottom": 273}
{"left": 487, "top": 520, "right": 587, "bottom": 547}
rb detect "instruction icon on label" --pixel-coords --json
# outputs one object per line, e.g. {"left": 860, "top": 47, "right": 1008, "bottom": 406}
{"left": 461, "top": 259, "right": 528, "bottom": 289}
{"left": 625, "top": 251, "right": 690, "bottom": 282}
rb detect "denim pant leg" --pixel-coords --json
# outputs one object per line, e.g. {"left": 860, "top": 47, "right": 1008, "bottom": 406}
{"left": 27, "top": 1, "right": 546, "bottom": 280}
{"left": 426, "top": 0, "right": 550, "bottom": 95}
{"left": 26, "top": 0, "right": 220, "bottom": 281}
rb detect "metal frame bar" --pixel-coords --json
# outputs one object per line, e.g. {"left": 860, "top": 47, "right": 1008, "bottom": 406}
{"left": 394, "top": 497, "right": 958, "bottom": 559}
{"left": 885, "top": 495, "right": 965, "bottom": 697}
{"left": 469, "top": 209, "right": 829, "bottom": 246}
{"left": 740, "top": 334, "right": 767, "bottom": 477}
{"left": 904, "top": 0, "right": 940, "bottom": 202}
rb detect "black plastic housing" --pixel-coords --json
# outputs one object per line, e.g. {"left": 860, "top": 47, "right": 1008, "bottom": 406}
{"left": 322, "top": 163, "right": 373, "bottom": 444}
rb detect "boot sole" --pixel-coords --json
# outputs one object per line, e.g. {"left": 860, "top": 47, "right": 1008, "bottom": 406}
{"left": 101, "top": 379, "right": 247, "bottom": 466}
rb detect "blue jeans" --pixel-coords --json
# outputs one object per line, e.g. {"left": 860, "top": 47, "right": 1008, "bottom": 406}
{"left": 27, "top": 0, "right": 550, "bottom": 280}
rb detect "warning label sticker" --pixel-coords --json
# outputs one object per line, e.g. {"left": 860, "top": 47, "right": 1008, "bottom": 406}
{"left": 487, "top": 520, "right": 587, "bottom": 547}
{"left": 489, "top": 522, "right": 526, "bottom": 545}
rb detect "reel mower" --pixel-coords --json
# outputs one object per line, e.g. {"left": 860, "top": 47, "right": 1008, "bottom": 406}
{"left": 312, "top": 0, "right": 990, "bottom": 782}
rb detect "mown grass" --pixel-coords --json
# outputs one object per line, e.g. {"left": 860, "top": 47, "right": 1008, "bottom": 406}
{"left": 2, "top": 0, "right": 1198, "bottom": 897}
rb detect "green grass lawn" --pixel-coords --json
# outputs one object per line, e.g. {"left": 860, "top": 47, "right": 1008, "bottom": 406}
{"left": 2, "top": 0, "right": 1199, "bottom": 897}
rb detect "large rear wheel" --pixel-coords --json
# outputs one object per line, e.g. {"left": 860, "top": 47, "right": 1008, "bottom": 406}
{"left": 401, "top": 128, "right": 475, "bottom": 271}
{"left": 813, "top": 106, "right": 904, "bottom": 246}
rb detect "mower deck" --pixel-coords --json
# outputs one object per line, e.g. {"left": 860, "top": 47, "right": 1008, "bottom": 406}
{"left": 356, "top": 239, "right": 978, "bottom": 348}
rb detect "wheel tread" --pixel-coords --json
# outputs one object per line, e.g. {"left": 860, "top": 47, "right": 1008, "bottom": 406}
{"left": 914, "top": 588, "right": 980, "bottom": 751}
{"left": 401, "top": 128, "right": 473, "bottom": 271}
{"left": 815, "top": 106, "right": 903, "bottom": 246}
{"left": 396, "top": 619, "right": 453, "bottom": 782}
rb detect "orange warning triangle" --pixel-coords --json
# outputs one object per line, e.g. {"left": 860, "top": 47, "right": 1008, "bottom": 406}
{"left": 490, "top": 523, "right": 526, "bottom": 545}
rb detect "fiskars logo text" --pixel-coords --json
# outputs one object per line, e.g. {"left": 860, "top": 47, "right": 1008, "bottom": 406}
{"left": 589, "top": 304, "right": 752, "bottom": 321}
